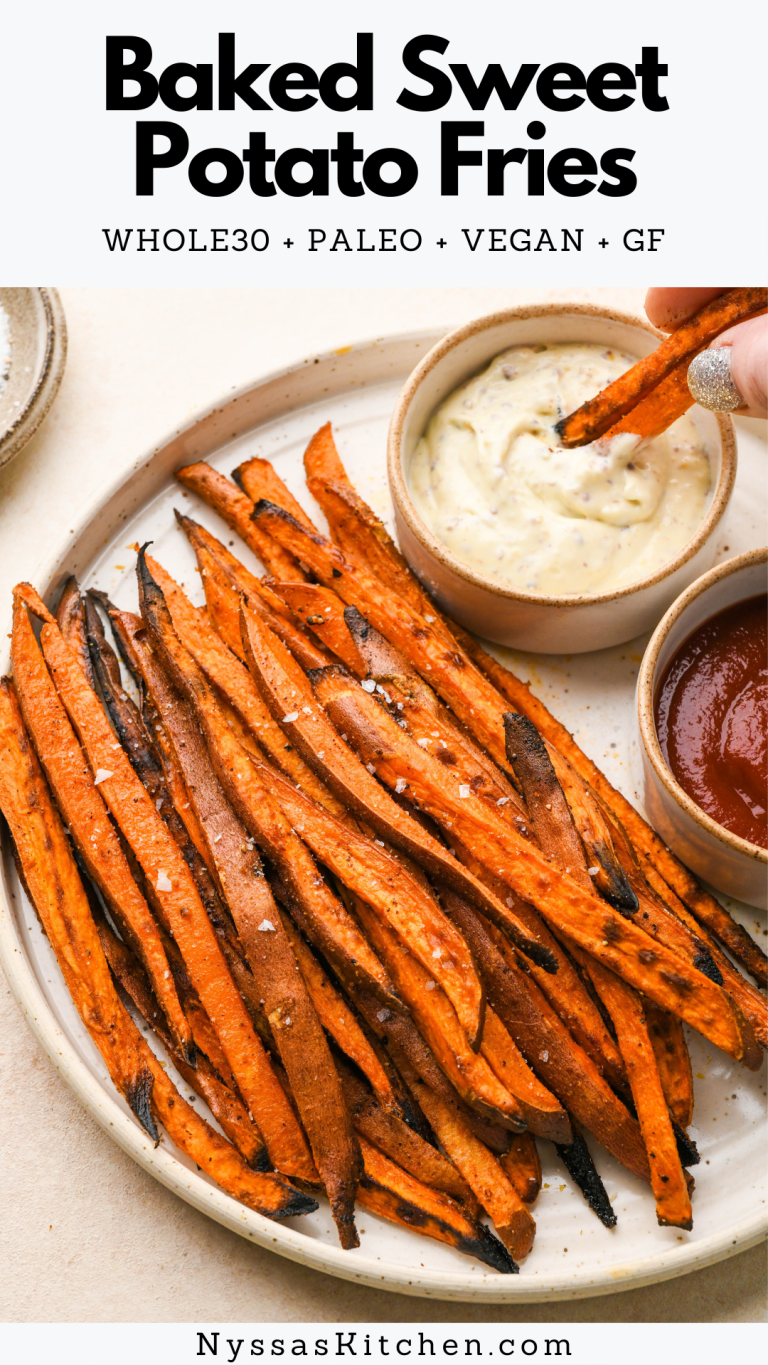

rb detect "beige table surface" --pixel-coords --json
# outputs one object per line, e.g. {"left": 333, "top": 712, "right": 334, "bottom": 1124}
{"left": 0, "top": 286, "right": 765, "bottom": 1324}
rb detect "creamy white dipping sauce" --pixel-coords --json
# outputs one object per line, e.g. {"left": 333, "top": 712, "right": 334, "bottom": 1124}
{"left": 408, "top": 343, "right": 712, "bottom": 597}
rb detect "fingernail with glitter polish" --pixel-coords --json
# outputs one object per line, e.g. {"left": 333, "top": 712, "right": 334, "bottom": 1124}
{"left": 687, "top": 347, "right": 744, "bottom": 412}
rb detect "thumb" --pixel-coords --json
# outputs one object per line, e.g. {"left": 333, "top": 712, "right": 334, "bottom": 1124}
{"left": 688, "top": 315, "right": 767, "bottom": 419}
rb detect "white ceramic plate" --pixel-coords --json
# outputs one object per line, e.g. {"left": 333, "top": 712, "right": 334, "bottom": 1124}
{"left": 0, "top": 332, "right": 765, "bottom": 1303}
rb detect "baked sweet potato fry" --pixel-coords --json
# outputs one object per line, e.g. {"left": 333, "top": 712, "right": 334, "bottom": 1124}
{"left": 280, "top": 910, "right": 413, "bottom": 1121}
{"left": 95, "top": 905, "right": 269, "bottom": 1171}
{"left": 314, "top": 664, "right": 756, "bottom": 1064}
{"left": 176, "top": 461, "right": 305, "bottom": 580}
{"left": 338, "top": 1060, "right": 479, "bottom": 1213}
{"left": 245, "top": 755, "right": 486, "bottom": 1049}
{"left": 0, "top": 679, "right": 318, "bottom": 1218}
{"left": 588, "top": 960, "right": 692, "bottom": 1229}
{"left": 11, "top": 592, "right": 193, "bottom": 1062}
{"left": 391, "top": 1052, "right": 536, "bottom": 1259}
{"left": 444, "top": 841, "right": 627, "bottom": 1092}
{"left": 126, "top": 604, "right": 362, "bottom": 1246}
{"left": 0, "top": 677, "right": 158, "bottom": 1137}
{"left": 56, "top": 576, "right": 96, "bottom": 687}
{"left": 644, "top": 1001, "right": 694, "bottom": 1130}
{"left": 237, "top": 602, "right": 555, "bottom": 973}
{"left": 356, "top": 1136, "right": 518, "bottom": 1272}
{"left": 26, "top": 593, "right": 315, "bottom": 1182}
{"left": 601, "top": 358, "right": 694, "bottom": 444}
{"left": 460, "top": 630, "right": 768, "bottom": 990}
{"left": 476, "top": 1002, "right": 570, "bottom": 1142}
{"left": 233, "top": 457, "right": 318, "bottom": 530}
{"left": 144, "top": 554, "right": 348, "bottom": 822}
{"left": 446, "top": 898, "right": 656, "bottom": 1182}
{"left": 303, "top": 423, "right": 434, "bottom": 619}
{"left": 136, "top": 554, "right": 400, "bottom": 1016}
{"left": 500, "top": 1133, "right": 542, "bottom": 1205}
{"left": 349, "top": 893, "right": 524, "bottom": 1131}
{"left": 504, "top": 706, "right": 695, "bottom": 1225}
{"left": 556, "top": 288, "right": 767, "bottom": 447}
{"left": 175, "top": 511, "right": 331, "bottom": 671}
{"left": 272, "top": 582, "right": 366, "bottom": 673}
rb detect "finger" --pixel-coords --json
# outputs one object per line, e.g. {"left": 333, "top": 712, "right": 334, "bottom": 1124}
{"left": 645, "top": 288, "right": 731, "bottom": 332}
{"left": 687, "top": 316, "right": 768, "bottom": 420}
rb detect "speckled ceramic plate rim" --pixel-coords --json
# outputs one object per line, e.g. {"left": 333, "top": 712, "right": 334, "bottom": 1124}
{"left": 0, "top": 331, "right": 764, "bottom": 1303}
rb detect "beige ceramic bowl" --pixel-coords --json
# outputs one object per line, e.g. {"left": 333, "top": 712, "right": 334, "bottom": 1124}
{"left": 0, "top": 288, "right": 67, "bottom": 473}
{"left": 387, "top": 304, "right": 737, "bottom": 653}
{"left": 637, "top": 547, "right": 767, "bottom": 909}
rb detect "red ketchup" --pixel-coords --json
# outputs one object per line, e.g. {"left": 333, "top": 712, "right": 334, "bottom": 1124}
{"left": 654, "top": 594, "right": 768, "bottom": 849}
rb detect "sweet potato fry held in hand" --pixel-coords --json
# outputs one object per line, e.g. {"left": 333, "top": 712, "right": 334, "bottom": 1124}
{"left": 556, "top": 287, "right": 767, "bottom": 447}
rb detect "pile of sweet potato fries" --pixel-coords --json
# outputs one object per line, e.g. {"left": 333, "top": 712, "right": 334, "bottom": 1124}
{"left": 1, "top": 423, "right": 765, "bottom": 1273}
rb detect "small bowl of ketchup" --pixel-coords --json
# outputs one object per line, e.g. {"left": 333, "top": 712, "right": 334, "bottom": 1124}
{"left": 638, "top": 547, "right": 767, "bottom": 909}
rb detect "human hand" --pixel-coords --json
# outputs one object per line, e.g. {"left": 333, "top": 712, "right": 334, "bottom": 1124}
{"left": 645, "top": 287, "right": 767, "bottom": 419}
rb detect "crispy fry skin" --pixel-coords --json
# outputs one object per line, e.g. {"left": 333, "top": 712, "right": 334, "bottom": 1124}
{"left": 342, "top": 605, "right": 529, "bottom": 826}
{"left": 176, "top": 462, "right": 305, "bottom": 580}
{"left": 447, "top": 899, "right": 655, "bottom": 1182}
{"left": 232, "top": 457, "right": 318, "bottom": 530}
{"left": 644, "top": 1001, "right": 694, "bottom": 1129}
{"left": 143, "top": 1046, "right": 319, "bottom": 1219}
{"left": 556, "top": 288, "right": 767, "bottom": 447}
{"left": 136, "top": 556, "right": 399, "bottom": 1015}
{"left": 447, "top": 841, "right": 627, "bottom": 1092}
{"left": 315, "top": 667, "right": 754, "bottom": 1063}
{"left": 350, "top": 893, "right": 524, "bottom": 1131}
{"left": 10, "top": 593, "right": 193, "bottom": 1062}
{"left": 144, "top": 555, "right": 348, "bottom": 822}
{"left": 0, "top": 677, "right": 158, "bottom": 1137}
{"left": 238, "top": 603, "right": 554, "bottom": 972}
{"left": 338, "top": 1060, "right": 480, "bottom": 1213}
{"left": 95, "top": 908, "right": 270, "bottom": 1171}
{"left": 244, "top": 752, "right": 485, "bottom": 1048}
{"left": 303, "top": 423, "right": 433, "bottom": 618}
{"left": 357, "top": 1136, "right": 518, "bottom": 1272}
{"left": 56, "top": 576, "right": 96, "bottom": 688}
{"left": 127, "top": 616, "right": 361, "bottom": 1247}
{"left": 589, "top": 961, "right": 692, "bottom": 1229}
{"left": 504, "top": 709, "right": 695, "bottom": 1226}
{"left": 476, "top": 1004, "right": 570, "bottom": 1143}
{"left": 280, "top": 911, "right": 405, "bottom": 1118}
{"left": 500, "top": 1133, "right": 542, "bottom": 1205}
{"left": 84, "top": 592, "right": 228, "bottom": 900}
{"left": 32, "top": 603, "right": 314, "bottom": 1181}
{"left": 175, "top": 511, "right": 330, "bottom": 671}
{"left": 338, "top": 978, "right": 512, "bottom": 1155}
{"left": 555, "top": 1128, "right": 617, "bottom": 1228}
{"left": 460, "top": 630, "right": 768, "bottom": 991}
{"left": 273, "top": 582, "right": 366, "bottom": 673}
{"left": 390, "top": 1051, "right": 536, "bottom": 1259}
